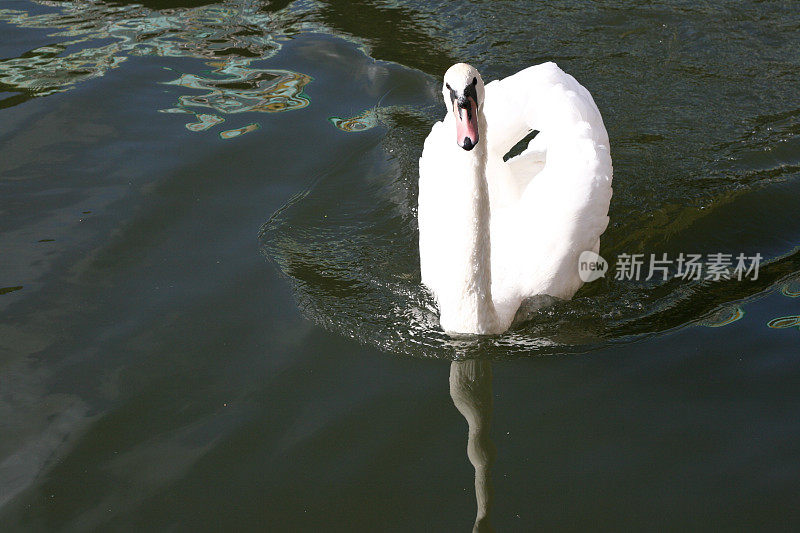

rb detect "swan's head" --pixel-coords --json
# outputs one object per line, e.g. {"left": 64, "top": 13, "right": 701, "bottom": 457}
{"left": 443, "top": 63, "right": 485, "bottom": 151}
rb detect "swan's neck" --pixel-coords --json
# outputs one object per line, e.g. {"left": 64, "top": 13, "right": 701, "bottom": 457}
{"left": 439, "top": 112, "right": 499, "bottom": 334}
{"left": 465, "top": 140, "right": 498, "bottom": 331}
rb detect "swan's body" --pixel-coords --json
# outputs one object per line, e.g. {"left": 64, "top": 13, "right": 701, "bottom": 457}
{"left": 418, "top": 62, "right": 612, "bottom": 334}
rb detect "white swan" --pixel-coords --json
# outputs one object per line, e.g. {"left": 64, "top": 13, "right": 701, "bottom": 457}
{"left": 418, "top": 62, "right": 613, "bottom": 334}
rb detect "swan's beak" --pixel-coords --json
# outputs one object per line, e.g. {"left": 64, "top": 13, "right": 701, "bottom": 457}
{"left": 453, "top": 96, "right": 479, "bottom": 151}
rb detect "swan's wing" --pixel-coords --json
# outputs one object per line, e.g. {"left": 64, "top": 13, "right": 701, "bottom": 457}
{"left": 486, "top": 63, "right": 613, "bottom": 302}
{"left": 484, "top": 62, "right": 610, "bottom": 157}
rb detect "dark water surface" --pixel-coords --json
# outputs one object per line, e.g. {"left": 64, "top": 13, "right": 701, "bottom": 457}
{"left": 2, "top": 0, "right": 800, "bottom": 529}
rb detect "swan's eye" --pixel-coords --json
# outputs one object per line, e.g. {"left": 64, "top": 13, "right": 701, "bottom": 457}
{"left": 445, "top": 83, "right": 451, "bottom": 90}
{"left": 472, "top": 77, "right": 477, "bottom": 86}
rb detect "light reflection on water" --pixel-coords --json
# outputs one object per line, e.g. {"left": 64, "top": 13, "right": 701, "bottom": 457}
{"left": 219, "top": 121, "right": 259, "bottom": 139}
{"left": 162, "top": 65, "right": 310, "bottom": 114}
{"left": 700, "top": 306, "right": 745, "bottom": 328}
{"left": 0, "top": 1, "right": 313, "bottom": 136}
{"left": 781, "top": 277, "right": 800, "bottom": 298}
{"left": 0, "top": 2, "right": 275, "bottom": 92}
{"left": 160, "top": 62, "right": 312, "bottom": 136}
{"left": 767, "top": 316, "right": 800, "bottom": 330}
{"left": 328, "top": 108, "right": 379, "bottom": 132}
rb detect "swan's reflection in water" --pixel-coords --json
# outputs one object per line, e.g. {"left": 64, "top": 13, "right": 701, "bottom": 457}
{"left": 450, "top": 359, "right": 496, "bottom": 532}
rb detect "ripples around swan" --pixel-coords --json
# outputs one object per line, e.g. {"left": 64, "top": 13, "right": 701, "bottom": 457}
{"left": 258, "top": 56, "right": 800, "bottom": 358}
{"left": 257, "top": 2, "right": 800, "bottom": 360}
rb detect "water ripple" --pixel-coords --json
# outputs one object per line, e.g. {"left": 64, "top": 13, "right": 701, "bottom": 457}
{"left": 0, "top": 1, "right": 313, "bottom": 135}
{"left": 260, "top": 104, "right": 800, "bottom": 360}
{"left": 160, "top": 63, "right": 311, "bottom": 133}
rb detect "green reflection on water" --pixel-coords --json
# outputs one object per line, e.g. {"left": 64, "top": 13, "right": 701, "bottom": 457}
{"left": 767, "top": 277, "right": 800, "bottom": 330}
{"left": 184, "top": 113, "right": 225, "bottom": 132}
{"left": 219, "top": 122, "right": 259, "bottom": 139}
{"left": 781, "top": 279, "right": 800, "bottom": 298}
{"left": 160, "top": 62, "right": 311, "bottom": 133}
{"left": 0, "top": 1, "right": 312, "bottom": 136}
{"left": 767, "top": 316, "right": 800, "bottom": 329}
{"left": 701, "top": 306, "right": 744, "bottom": 328}
{"left": 329, "top": 108, "right": 379, "bottom": 132}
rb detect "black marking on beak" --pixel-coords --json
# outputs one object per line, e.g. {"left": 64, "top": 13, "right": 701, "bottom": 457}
{"left": 447, "top": 79, "right": 480, "bottom": 107}
{"left": 445, "top": 76, "right": 481, "bottom": 151}
{"left": 456, "top": 96, "right": 473, "bottom": 121}
{"left": 447, "top": 85, "right": 457, "bottom": 107}
{"left": 460, "top": 137, "right": 475, "bottom": 151}
{"left": 464, "top": 78, "right": 478, "bottom": 105}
